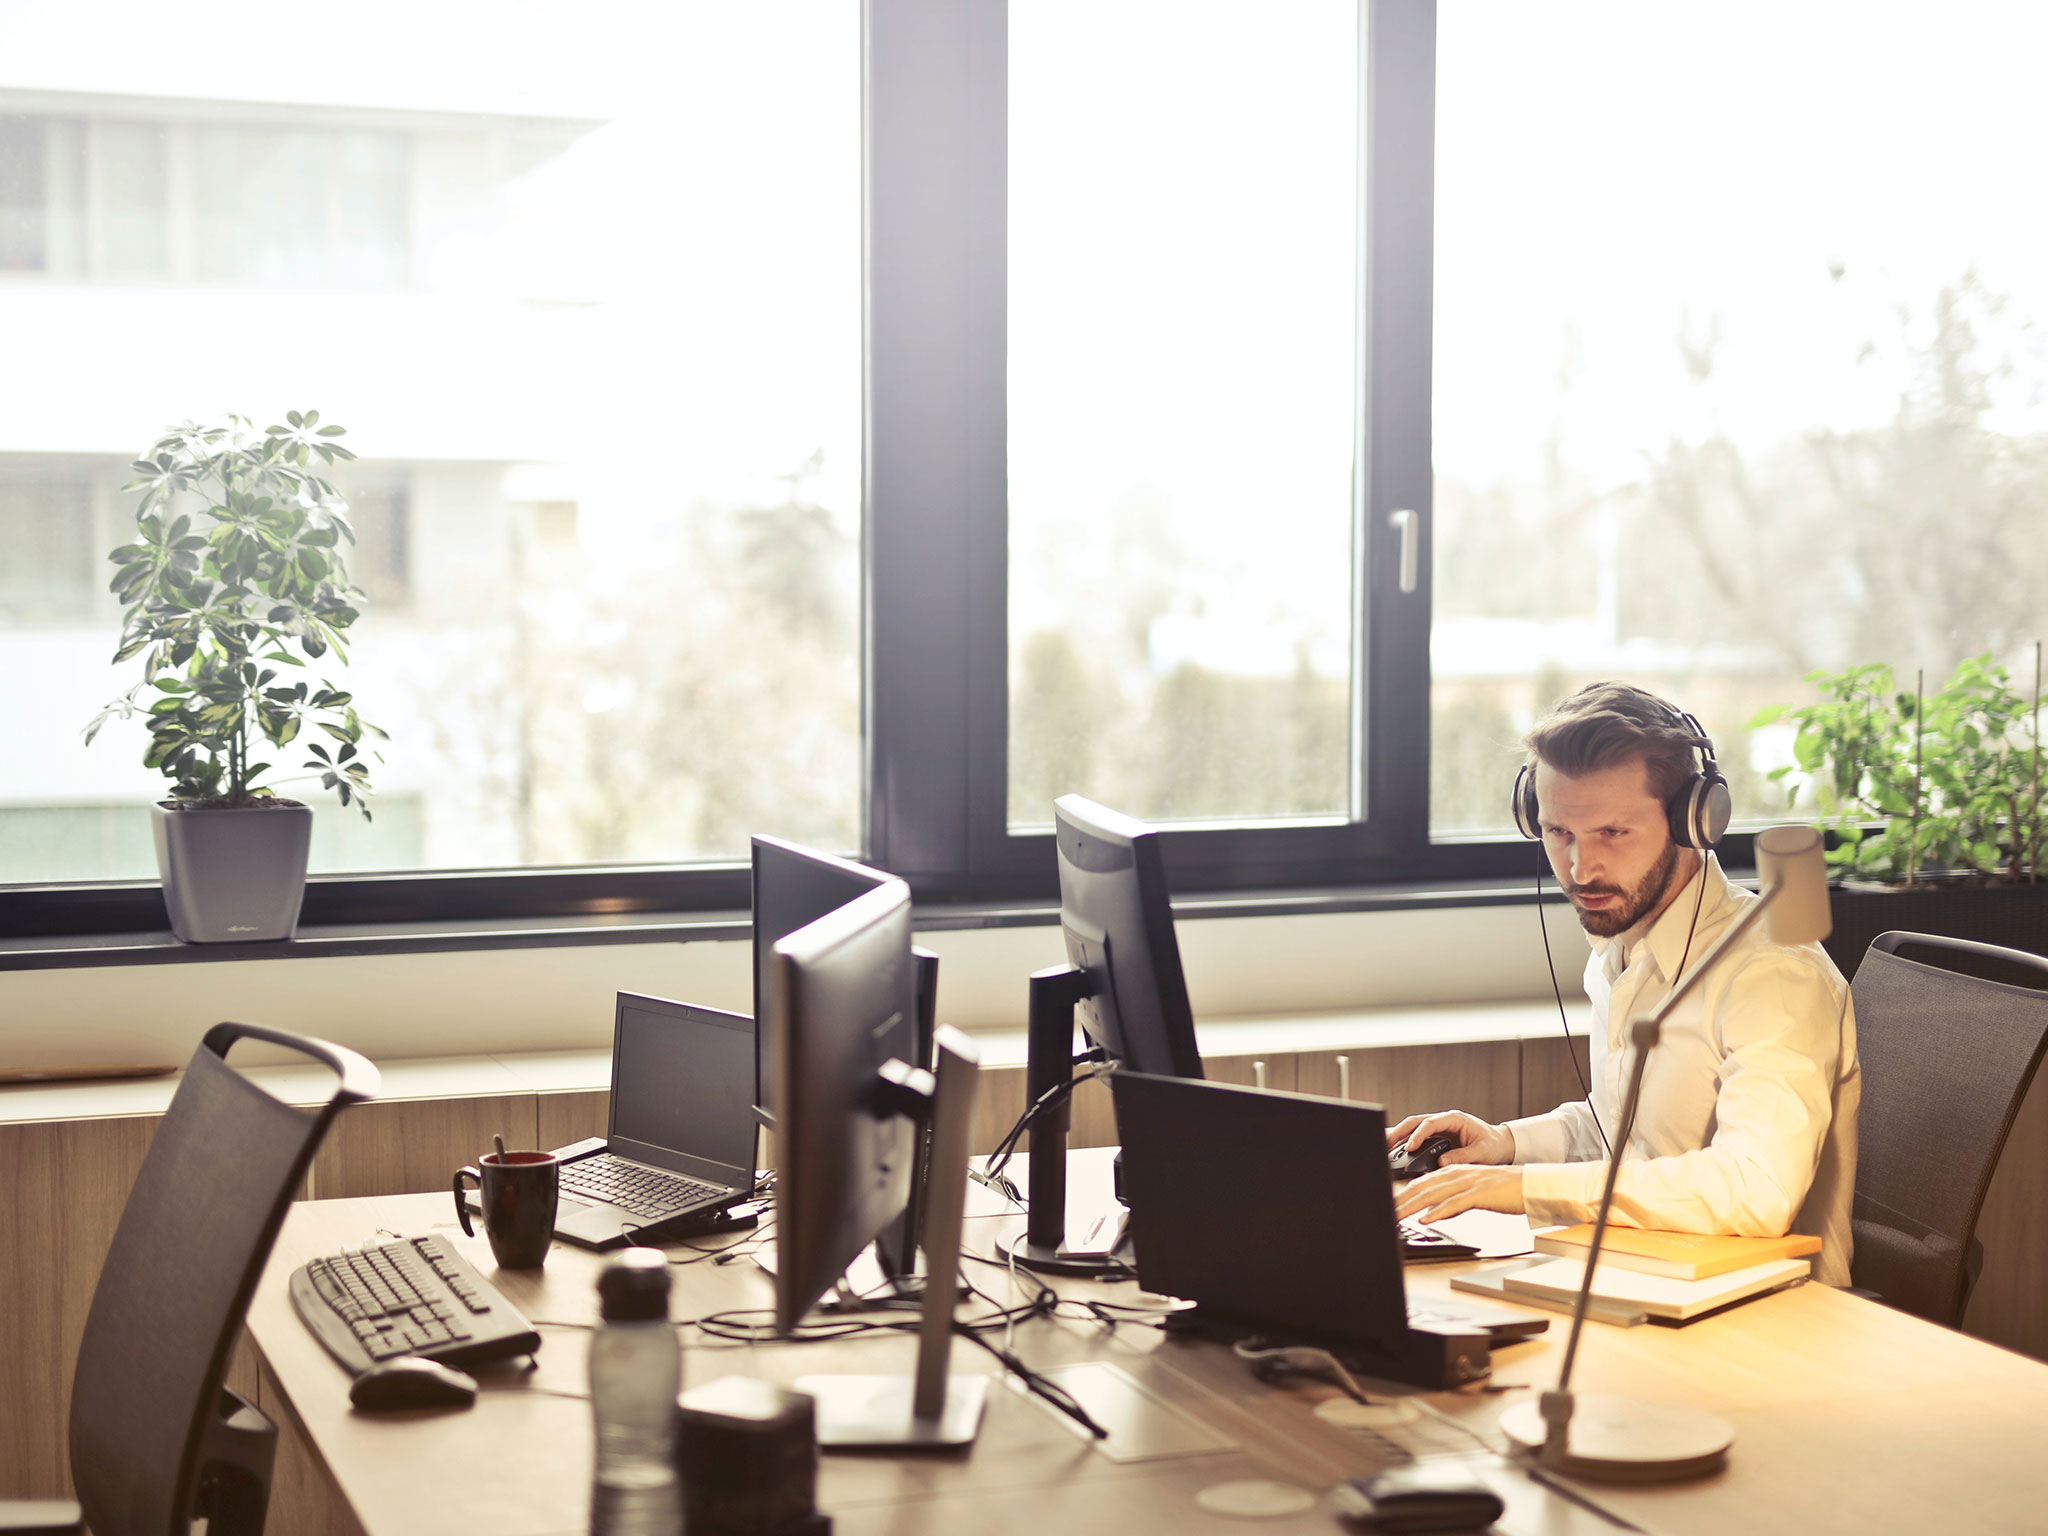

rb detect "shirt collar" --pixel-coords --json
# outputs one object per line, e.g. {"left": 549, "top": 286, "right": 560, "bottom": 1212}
{"left": 1589, "top": 852, "right": 1733, "bottom": 985}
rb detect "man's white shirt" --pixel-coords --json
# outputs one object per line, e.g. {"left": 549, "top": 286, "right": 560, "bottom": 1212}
{"left": 1504, "top": 852, "right": 1860, "bottom": 1286}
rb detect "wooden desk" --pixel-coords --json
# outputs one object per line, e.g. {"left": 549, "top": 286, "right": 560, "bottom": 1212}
{"left": 246, "top": 1174, "right": 2048, "bottom": 1536}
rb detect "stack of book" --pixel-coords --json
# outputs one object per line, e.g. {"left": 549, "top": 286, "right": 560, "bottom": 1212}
{"left": 1451, "top": 1227, "right": 1821, "bottom": 1324}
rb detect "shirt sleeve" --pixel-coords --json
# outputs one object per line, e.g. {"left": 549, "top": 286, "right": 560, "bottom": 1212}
{"left": 1520, "top": 948, "right": 1846, "bottom": 1235}
{"left": 1505, "top": 1095, "right": 1606, "bottom": 1166}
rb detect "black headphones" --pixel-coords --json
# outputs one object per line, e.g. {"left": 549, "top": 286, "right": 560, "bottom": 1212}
{"left": 1511, "top": 695, "right": 1731, "bottom": 850}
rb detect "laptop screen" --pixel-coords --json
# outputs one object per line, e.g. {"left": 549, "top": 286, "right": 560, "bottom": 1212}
{"left": 608, "top": 994, "right": 756, "bottom": 1186}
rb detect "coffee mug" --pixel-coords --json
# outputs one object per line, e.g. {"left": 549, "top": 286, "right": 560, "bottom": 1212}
{"left": 453, "top": 1150, "right": 560, "bottom": 1269}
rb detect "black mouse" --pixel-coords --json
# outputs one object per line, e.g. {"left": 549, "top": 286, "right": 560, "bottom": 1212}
{"left": 1388, "top": 1131, "right": 1459, "bottom": 1180}
{"left": 349, "top": 1357, "right": 478, "bottom": 1412}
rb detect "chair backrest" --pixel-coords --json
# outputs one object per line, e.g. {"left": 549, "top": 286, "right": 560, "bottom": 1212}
{"left": 1850, "top": 930, "right": 2048, "bottom": 1327}
{"left": 66, "top": 1021, "right": 377, "bottom": 1536}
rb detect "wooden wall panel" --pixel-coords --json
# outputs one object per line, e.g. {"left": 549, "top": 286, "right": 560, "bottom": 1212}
{"left": 967, "top": 1064, "right": 1027, "bottom": 1158}
{"left": 311, "top": 1095, "right": 538, "bottom": 1200}
{"left": 1065, "top": 1051, "right": 1294, "bottom": 1149}
{"left": 1295, "top": 1042, "right": 1519, "bottom": 1128}
{"left": 0, "top": 1114, "right": 161, "bottom": 1499}
{"left": 536, "top": 1090, "right": 609, "bottom": 1151}
{"left": 1518, "top": 1034, "right": 1594, "bottom": 1120}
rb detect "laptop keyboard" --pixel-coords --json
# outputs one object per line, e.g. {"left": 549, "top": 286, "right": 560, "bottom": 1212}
{"left": 1398, "top": 1218, "right": 1478, "bottom": 1258}
{"left": 562, "top": 1154, "right": 723, "bottom": 1219}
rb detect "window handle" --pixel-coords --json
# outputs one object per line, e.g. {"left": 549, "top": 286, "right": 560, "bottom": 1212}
{"left": 1389, "top": 508, "right": 1421, "bottom": 594}
{"left": 1336, "top": 1054, "right": 1351, "bottom": 1101}
{"left": 1253, "top": 1059, "right": 1267, "bottom": 1091}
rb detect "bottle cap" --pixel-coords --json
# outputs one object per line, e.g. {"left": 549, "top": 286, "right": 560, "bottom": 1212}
{"left": 598, "top": 1246, "right": 671, "bottom": 1322}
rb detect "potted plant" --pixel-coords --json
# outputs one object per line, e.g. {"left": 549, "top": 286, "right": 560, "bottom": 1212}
{"left": 1750, "top": 648, "right": 2045, "bottom": 978}
{"left": 85, "top": 411, "right": 386, "bottom": 943}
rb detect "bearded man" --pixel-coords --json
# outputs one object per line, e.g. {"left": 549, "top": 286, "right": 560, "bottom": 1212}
{"left": 1390, "top": 682, "right": 1859, "bottom": 1286}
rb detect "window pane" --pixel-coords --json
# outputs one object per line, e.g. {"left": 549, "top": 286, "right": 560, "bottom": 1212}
{"left": 0, "top": 9, "right": 860, "bottom": 882}
{"left": 1431, "top": 1, "right": 2048, "bottom": 836}
{"left": 98, "top": 120, "right": 169, "bottom": 279}
{"left": 1007, "top": 0, "right": 1360, "bottom": 828}
{"left": 0, "top": 460, "right": 95, "bottom": 623}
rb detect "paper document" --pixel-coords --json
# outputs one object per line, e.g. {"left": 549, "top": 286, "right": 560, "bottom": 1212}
{"left": 1427, "top": 1208, "right": 1536, "bottom": 1260}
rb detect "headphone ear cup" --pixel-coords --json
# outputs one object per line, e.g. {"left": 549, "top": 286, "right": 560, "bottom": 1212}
{"left": 1512, "top": 764, "right": 1542, "bottom": 840}
{"left": 1698, "top": 772, "right": 1732, "bottom": 847}
{"left": 1669, "top": 770, "right": 1733, "bottom": 848}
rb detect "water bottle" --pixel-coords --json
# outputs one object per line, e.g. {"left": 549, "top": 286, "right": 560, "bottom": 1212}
{"left": 590, "top": 1248, "right": 682, "bottom": 1536}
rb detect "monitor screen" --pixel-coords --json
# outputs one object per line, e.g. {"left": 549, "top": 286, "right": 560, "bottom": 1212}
{"left": 751, "top": 836, "right": 893, "bottom": 1118}
{"left": 1053, "top": 794, "right": 1204, "bottom": 1080}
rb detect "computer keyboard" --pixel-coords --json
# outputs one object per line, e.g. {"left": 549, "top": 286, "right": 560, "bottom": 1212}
{"left": 560, "top": 1154, "right": 722, "bottom": 1219}
{"left": 289, "top": 1234, "right": 542, "bottom": 1375}
{"left": 1398, "top": 1219, "right": 1479, "bottom": 1261}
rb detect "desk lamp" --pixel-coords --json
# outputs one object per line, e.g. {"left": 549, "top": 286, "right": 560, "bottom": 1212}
{"left": 1499, "top": 824, "right": 1832, "bottom": 1481}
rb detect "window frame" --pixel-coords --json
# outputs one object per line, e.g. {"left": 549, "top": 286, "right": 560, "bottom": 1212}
{"left": 2, "top": 0, "right": 1721, "bottom": 945}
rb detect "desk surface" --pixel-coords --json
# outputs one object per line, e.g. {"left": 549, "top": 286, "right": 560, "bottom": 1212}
{"left": 246, "top": 1164, "right": 2048, "bottom": 1536}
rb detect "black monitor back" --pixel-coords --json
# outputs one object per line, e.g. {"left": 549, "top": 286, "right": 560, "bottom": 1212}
{"left": 752, "top": 835, "right": 894, "bottom": 1116}
{"left": 1111, "top": 1071, "right": 1408, "bottom": 1356}
{"left": 770, "top": 879, "right": 920, "bottom": 1333}
{"left": 1054, "top": 795, "right": 1203, "bottom": 1079}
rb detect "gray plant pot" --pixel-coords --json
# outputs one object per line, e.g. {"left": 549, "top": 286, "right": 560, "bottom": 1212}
{"left": 151, "top": 801, "right": 314, "bottom": 943}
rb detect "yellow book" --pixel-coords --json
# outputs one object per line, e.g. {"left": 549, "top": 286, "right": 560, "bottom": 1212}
{"left": 1531, "top": 1225, "right": 1822, "bottom": 1281}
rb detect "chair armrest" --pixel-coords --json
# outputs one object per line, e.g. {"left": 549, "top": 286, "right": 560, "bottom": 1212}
{"left": 1843, "top": 1286, "right": 1883, "bottom": 1303}
{"left": 0, "top": 1501, "right": 85, "bottom": 1534}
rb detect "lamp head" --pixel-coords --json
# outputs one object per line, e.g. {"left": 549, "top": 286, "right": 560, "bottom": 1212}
{"left": 1754, "top": 825, "right": 1831, "bottom": 946}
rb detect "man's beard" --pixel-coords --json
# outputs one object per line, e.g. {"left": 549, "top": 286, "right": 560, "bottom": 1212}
{"left": 1567, "top": 838, "right": 1682, "bottom": 939}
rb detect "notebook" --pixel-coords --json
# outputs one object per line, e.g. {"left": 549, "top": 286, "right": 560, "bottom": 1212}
{"left": 1500, "top": 1255, "right": 1810, "bottom": 1322}
{"left": 1532, "top": 1225, "right": 1822, "bottom": 1281}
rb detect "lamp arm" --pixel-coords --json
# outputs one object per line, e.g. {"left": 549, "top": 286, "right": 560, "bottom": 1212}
{"left": 1541, "top": 880, "right": 1784, "bottom": 1461}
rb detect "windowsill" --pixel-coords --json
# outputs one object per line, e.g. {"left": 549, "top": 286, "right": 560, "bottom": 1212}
{"left": 0, "top": 878, "right": 1558, "bottom": 972}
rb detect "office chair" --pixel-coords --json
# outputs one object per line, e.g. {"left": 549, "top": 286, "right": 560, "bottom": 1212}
{"left": 1849, "top": 930, "right": 2048, "bottom": 1328}
{"left": 0, "top": 1022, "right": 378, "bottom": 1536}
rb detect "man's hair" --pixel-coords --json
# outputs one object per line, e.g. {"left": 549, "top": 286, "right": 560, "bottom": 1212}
{"left": 1524, "top": 682, "right": 1704, "bottom": 806}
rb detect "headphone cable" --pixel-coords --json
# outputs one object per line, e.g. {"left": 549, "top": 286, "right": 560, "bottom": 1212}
{"left": 1535, "top": 858, "right": 1610, "bottom": 1159}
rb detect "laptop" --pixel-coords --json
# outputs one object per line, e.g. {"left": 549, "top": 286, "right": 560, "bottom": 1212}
{"left": 1109, "top": 1071, "right": 1546, "bottom": 1378}
{"left": 506, "top": 993, "right": 758, "bottom": 1251}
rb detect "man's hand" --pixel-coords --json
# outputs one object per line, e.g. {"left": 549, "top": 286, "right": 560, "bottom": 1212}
{"left": 1385, "top": 1110, "right": 1515, "bottom": 1167}
{"left": 1395, "top": 1164, "right": 1525, "bottom": 1223}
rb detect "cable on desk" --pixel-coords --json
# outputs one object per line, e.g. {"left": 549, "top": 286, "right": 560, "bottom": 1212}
{"left": 979, "top": 1048, "right": 1109, "bottom": 1199}
{"left": 668, "top": 1216, "right": 778, "bottom": 1266}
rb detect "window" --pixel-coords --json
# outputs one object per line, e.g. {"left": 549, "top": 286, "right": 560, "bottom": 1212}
{"left": 0, "top": 9, "right": 862, "bottom": 899}
{"left": 16, "top": 1, "right": 2033, "bottom": 939}
{"left": 1431, "top": 1, "right": 2048, "bottom": 837}
{"left": 1007, "top": 3, "right": 1361, "bottom": 830}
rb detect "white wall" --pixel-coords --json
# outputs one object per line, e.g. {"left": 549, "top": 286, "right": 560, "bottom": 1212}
{"left": 0, "top": 899, "right": 1592, "bottom": 1071}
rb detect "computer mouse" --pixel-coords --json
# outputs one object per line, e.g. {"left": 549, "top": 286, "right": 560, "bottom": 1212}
{"left": 1388, "top": 1131, "right": 1460, "bottom": 1180}
{"left": 349, "top": 1357, "right": 479, "bottom": 1412}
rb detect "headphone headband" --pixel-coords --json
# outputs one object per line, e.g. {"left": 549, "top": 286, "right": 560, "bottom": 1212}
{"left": 1512, "top": 697, "right": 1731, "bottom": 849}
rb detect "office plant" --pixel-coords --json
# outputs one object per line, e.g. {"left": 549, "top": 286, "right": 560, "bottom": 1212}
{"left": 1751, "top": 649, "right": 2046, "bottom": 975}
{"left": 1751, "top": 650, "right": 2042, "bottom": 887}
{"left": 84, "top": 411, "right": 387, "bottom": 941}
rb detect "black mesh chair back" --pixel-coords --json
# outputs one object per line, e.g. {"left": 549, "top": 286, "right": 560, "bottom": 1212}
{"left": 1850, "top": 930, "right": 2048, "bottom": 1327}
{"left": 65, "top": 1022, "right": 377, "bottom": 1536}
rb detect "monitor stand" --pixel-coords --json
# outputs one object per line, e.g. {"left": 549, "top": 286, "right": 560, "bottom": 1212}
{"left": 995, "top": 964, "right": 1130, "bottom": 1279}
{"left": 797, "top": 1026, "right": 990, "bottom": 1449}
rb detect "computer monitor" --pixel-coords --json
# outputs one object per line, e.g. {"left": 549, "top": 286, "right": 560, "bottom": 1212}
{"left": 1002, "top": 795, "right": 1206, "bottom": 1275}
{"left": 751, "top": 834, "right": 935, "bottom": 1289}
{"left": 750, "top": 835, "right": 895, "bottom": 1119}
{"left": 770, "top": 878, "right": 987, "bottom": 1447}
{"left": 1054, "top": 794, "right": 1205, "bottom": 1079}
